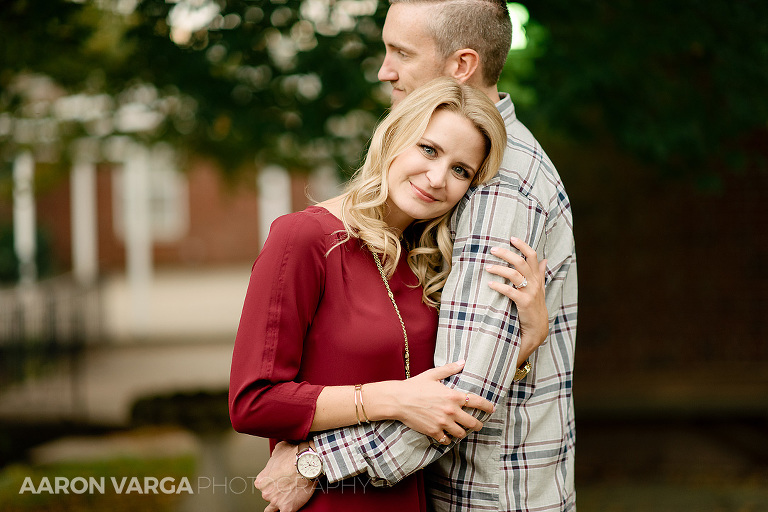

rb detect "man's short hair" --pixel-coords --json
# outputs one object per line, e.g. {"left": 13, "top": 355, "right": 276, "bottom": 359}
{"left": 390, "top": 0, "right": 512, "bottom": 86}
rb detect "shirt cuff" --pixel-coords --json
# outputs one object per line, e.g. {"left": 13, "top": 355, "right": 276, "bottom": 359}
{"left": 313, "top": 425, "right": 369, "bottom": 483}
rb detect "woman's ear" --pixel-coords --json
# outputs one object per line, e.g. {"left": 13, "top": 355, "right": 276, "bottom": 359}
{"left": 443, "top": 49, "right": 481, "bottom": 84}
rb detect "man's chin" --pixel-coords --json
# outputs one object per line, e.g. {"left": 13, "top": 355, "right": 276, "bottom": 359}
{"left": 391, "top": 88, "right": 406, "bottom": 105}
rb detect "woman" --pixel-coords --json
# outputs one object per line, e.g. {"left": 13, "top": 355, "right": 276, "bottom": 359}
{"left": 229, "top": 77, "right": 547, "bottom": 511}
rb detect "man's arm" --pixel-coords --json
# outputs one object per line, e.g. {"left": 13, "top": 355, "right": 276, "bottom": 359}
{"left": 313, "top": 173, "right": 572, "bottom": 486}
{"left": 255, "top": 175, "right": 575, "bottom": 511}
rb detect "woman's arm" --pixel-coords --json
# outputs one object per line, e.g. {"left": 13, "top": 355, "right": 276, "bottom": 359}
{"left": 311, "top": 361, "right": 495, "bottom": 440}
{"left": 229, "top": 214, "right": 328, "bottom": 440}
{"left": 230, "top": 212, "right": 494, "bottom": 441}
{"left": 323, "top": 237, "right": 545, "bottom": 442}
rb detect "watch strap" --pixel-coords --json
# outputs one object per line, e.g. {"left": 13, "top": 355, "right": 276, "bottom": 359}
{"left": 513, "top": 359, "right": 532, "bottom": 382}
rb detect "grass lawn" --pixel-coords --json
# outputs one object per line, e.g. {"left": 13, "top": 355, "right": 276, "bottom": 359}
{"left": 0, "top": 455, "right": 196, "bottom": 512}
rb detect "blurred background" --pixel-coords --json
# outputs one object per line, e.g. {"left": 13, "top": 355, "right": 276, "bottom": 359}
{"left": 0, "top": 0, "right": 766, "bottom": 511}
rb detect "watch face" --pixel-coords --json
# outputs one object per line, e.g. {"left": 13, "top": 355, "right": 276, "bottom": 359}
{"left": 297, "top": 452, "right": 323, "bottom": 479}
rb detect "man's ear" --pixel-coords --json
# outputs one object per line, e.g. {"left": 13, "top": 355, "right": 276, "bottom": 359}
{"left": 444, "top": 49, "right": 481, "bottom": 84}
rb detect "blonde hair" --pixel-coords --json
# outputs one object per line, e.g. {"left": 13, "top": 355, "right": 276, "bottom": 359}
{"left": 337, "top": 77, "right": 505, "bottom": 306}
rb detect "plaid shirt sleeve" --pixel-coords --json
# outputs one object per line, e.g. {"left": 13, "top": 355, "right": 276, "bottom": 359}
{"left": 313, "top": 98, "right": 577, "bottom": 510}
{"left": 313, "top": 167, "right": 562, "bottom": 486}
{"left": 428, "top": 134, "right": 578, "bottom": 512}
{"left": 310, "top": 177, "right": 510, "bottom": 486}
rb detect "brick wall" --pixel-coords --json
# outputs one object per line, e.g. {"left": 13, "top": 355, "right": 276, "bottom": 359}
{"left": 34, "top": 159, "right": 313, "bottom": 273}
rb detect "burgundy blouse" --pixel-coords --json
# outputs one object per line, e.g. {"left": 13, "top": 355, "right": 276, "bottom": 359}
{"left": 229, "top": 206, "right": 437, "bottom": 511}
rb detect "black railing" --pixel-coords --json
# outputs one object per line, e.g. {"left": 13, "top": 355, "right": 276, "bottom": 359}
{"left": 0, "top": 276, "right": 101, "bottom": 388}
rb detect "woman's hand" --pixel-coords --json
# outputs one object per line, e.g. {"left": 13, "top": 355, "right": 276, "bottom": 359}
{"left": 485, "top": 237, "right": 549, "bottom": 365}
{"left": 369, "top": 361, "right": 495, "bottom": 445}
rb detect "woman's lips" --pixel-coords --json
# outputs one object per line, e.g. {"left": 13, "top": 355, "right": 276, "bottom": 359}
{"left": 410, "top": 182, "right": 437, "bottom": 202}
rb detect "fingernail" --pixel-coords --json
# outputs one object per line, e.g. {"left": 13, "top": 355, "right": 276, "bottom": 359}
{"left": 485, "top": 264, "right": 493, "bottom": 270}
{"left": 455, "top": 359, "right": 465, "bottom": 366}
{"left": 490, "top": 247, "right": 499, "bottom": 254}
{"left": 510, "top": 236, "right": 519, "bottom": 242}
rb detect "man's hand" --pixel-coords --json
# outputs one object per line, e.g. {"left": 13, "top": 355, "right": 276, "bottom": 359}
{"left": 254, "top": 441, "right": 316, "bottom": 512}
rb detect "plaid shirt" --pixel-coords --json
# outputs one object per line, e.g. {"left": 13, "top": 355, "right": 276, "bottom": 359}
{"left": 313, "top": 93, "right": 578, "bottom": 512}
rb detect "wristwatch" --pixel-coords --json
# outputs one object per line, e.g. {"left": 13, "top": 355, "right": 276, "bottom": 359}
{"left": 513, "top": 360, "right": 532, "bottom": 382}
{"left": 296, "top": 442, "right": 324, "bottom": 480}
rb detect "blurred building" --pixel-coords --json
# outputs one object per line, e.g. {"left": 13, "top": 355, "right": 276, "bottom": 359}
{"left": 0, "top": 146, "right": 341, "bottom": 425}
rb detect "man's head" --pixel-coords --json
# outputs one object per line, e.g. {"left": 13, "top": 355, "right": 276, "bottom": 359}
{"left": 378, "top": 0, "right": 512, "bottom": 105}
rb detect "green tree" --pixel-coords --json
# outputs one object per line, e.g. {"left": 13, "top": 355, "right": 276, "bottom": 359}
{"left": 518, "top": 0, "right": 768, "bottom": 183}
{"left": 0, "top": 0, "right": 388, "bottom": 174}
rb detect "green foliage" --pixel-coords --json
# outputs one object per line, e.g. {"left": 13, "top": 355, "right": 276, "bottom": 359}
{"left": 0, "top": 224, "right": 53, "bottom": 283}
{"left": 1, "top": 1, "right": 99, "bottom": 87}
{"left": 4, "top": 0, "right": 765, "bottom": 182}
{"left": 519, "top": 0, "right": 768, "bottom": 179}
{"left": 0, "top": 0, "right": 388, "bottom": 173}
{"left": 0, "top": 225, "right": 19, "bottom": 283}
{"left": 0, "top": 454, "right": 196, "bottom": 512}
{"left": 499, "top": 15, "right": 548, "bottom": 112}
{"left": 131, "top": 391, "right": 231, "bottom": 434}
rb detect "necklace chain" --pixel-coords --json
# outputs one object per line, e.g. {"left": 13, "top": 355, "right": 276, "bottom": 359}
{"left": 371, "top": 251, "right": 411, "bottom": 379}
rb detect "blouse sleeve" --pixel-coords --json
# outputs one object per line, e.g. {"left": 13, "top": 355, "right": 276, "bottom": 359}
{"left": 228, "top": 212, "right": 327, "bottom": 440}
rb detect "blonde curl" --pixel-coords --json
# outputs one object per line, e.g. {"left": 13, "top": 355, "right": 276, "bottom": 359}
{"left": 334, "top": 77, "right": 505, "bottom": 306}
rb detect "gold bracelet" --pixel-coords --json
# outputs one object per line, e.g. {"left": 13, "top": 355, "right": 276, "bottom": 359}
{"left": 358, "top": 384, "right": 370, "bottom": 423}
{"left": 354, "top": 384, "right": 362, "bottom": 425}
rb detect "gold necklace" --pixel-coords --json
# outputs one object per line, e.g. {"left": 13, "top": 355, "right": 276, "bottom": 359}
{"left": 371, "top": 251, "right": 411, "bottom": 379}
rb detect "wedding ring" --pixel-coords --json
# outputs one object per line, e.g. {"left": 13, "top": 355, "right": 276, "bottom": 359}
{"left": 514, "top": 277, "right": 528, "bottom": 289}
{"left": 465, "top": 394, "right": 470, "bottom": 405}
{"left": 439, "top": 435, "right": 448, "bottom": 444}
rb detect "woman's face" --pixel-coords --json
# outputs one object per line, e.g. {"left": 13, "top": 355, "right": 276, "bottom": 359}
{"left": 385, "top": 109, "right": 487, "bottom": 230}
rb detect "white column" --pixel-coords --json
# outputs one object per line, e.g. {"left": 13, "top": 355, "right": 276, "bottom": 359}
{"left": 13, "top": 151, "right": 36, "bottom": 285}
{"left": 71, "top": 143, "right": 99, "bottom": 286}
{"left": 308, "top": 165, "right": 342, "bottom": 203}
{"left": 122, "top": 143, "right": 153, "bottom": 338}
{"left": 257, "top": 165, "right": 292, "bottom": 248}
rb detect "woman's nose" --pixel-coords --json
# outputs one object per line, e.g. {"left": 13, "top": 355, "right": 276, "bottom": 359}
{"left": 425, "top": 166, "right": 448, "bottom": 188}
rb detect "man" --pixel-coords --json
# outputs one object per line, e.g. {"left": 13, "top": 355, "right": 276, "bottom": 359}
{"left": 254, "top": 1, "right": 577, "bottom": 510}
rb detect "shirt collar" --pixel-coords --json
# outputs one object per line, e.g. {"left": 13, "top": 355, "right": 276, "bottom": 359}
{"left": 495, "top": 92, "right": 517, "bottom": 128}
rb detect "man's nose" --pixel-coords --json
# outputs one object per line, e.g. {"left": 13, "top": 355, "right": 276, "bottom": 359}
{"left": 378, "top": 55, "right": 398, "bottom": 82}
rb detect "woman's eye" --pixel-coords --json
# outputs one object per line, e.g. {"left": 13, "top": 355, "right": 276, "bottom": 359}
{"left": 419, "top": 144, "right": 436, "bottom": 157}
{"left": 453, "top": 166, "right": 471, "bottom": 179}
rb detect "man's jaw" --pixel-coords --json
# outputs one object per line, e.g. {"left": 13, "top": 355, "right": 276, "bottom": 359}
{"left": 390, "top": 85, "right": 406, "bottom": 105}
